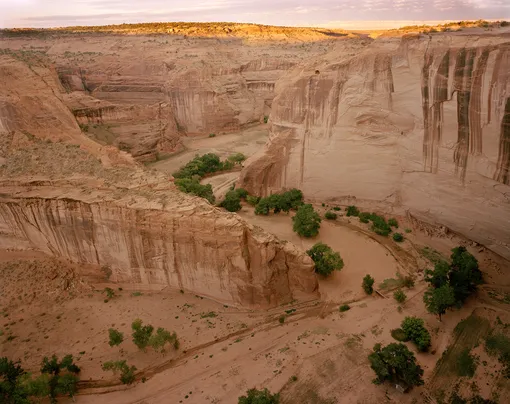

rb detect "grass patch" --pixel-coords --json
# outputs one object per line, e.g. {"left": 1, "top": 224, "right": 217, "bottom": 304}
{"left": 456, "top": 348, "right": 478, "bottom": 377}
{"left": 420, "top": 246, "right": 448, "bottom": 265}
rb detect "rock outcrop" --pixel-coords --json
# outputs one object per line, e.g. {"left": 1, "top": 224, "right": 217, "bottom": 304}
{"left": 239, "top": 32, "right": 510, "bottom": 259}
{"left": 0, "top": 54, "right": 318, "bottom": 308}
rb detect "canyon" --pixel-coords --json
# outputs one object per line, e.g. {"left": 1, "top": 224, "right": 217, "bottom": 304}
{"left": 0, "top": 22, "right": 510, "bottom": 404}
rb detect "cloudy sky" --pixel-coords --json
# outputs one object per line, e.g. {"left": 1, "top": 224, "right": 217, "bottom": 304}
{"left": 0, "top": 0, "right": 509, "bottom": 29}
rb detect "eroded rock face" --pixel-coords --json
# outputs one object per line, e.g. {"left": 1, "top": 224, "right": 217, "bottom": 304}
{"left": 0, "top": 196, "right": 317, "bottom": 308}
{"left": 239, "top": 33, "right": 510, "bottom": 259}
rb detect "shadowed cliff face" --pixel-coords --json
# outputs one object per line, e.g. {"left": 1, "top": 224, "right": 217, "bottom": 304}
{"left": 495, "top": 97, "right": 510, "bottom": 184}
{"left": 239, "top": 34, "right": 510, "bottom": 259}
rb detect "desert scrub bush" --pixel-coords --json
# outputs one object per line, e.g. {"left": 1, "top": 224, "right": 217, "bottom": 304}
{"left": 263, "top": 115, "right": 269, "bottom": 123}
{"left": 358, "top": 212, "right": 370, "bottom": 223}
{"left": 293, "top": 204, "right": 321, "bottom": 237}
{"left": 174, "top": 178, "right": 215, "bottom": 204}
{"left": 104, "top": 287, "right": 115, "bottom": 299}
{"left": 131, "top": 319, "right": 153, "bottom": 350}
{"left": 227, "top": 153, "right": 246, "bottom": 164}
{"left": 149, "top": 327, "right": 179, "bottom": 351}
{"left": 339, "top": 304, "right": 350, "bottom": 312}
{"left": 370, "top": 214, "right": 391, "bottom": 236}
{"left": 324, "top": 211, "right": 337, "bottom": 220}
{"left": 208, "top": 133, "right": 216, "bottom": 137}
{"left": 220, "top": 190, "right": 242, "bottom": 212}
{"left": 238, "top": 388, "right": 279, "bottom": 404}
{"left": 278, "top": 315, "right": 285, "bottom": 324}
{"left": 394, "top": 289, "right": 407, "bottom": 303}
{"left": 246, "top": 195, "right": 260, "bottom": 206}
{"left": 388, "top": 218, "right": 398, "bottom": 228}
{"left": 362, "top": 274, "right": 375, "bottom": 295}
{"left": 391, "top": 328, "right": 407, "bottom": 342}
{"left": 102, "top": 360, "right": 137, "bottom": 385}
{"left": 131, "top": 319, "right": 179, "bottom": 352}
{"left": 393, "top": 232, "right": 404, "bottom": 242}
{"left": 307, "top": 242, "right": 344, "bottom": 276}
{"left": 401, "top": 317, "right": 431, "bottom": 351}
{"left": 108, "top": 328, "right": 124, "bottom": 347}
{"left": 346, "top": 205, "right": 359, "bottom": 217}
{"left": 333, "top": 206, "right": 341, "bottom": 211}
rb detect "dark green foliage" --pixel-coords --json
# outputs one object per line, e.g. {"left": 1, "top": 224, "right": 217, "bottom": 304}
{"left": 401, "top": 317, "right": 431, "bottom": 351}
{"left": 278, "top": 315, "right": 285, "bottom": 324}
{"left": 172, "top": 153, "right": 223, "bottom": 179}
{"left": 424, "top": 247, "right": 482, "bottom": 315}
{"left": 362, "top": 274, "right": 375, "bottom": 295}
{"left": 393, "top": 233, "right": 404, "bottom": 242}
{"left": 0, "top": 357, "right": 29, "bottom": 404}
{"left": 292, "top": 204, "right": 321, "bottom": 237}
{"left": 40, "top": 355, "right": 80, "bottom": 403}
{"left": 324, "top": 211, "right": 337, "bottom": 220}
{"left": 333, "top": 206, "right": 341, "bottom": 211}
{"left": 449, "top": 247, "right": 483, "bottom": 303}
{"left": 238, "top": 388, "right": 280, "bottom": 404}
{"left": 339, "top": 304, "right": 350, "bottom": 312}
{"left": 263, "top": 115, "right": 269, "bottom": 124}
{"left": 391, "top": 328, "right": 407, "bottom": 342}
{"left": 423, "top": 285, "right": 456, "bottom": 320}
{"left": 108, "top": 328, "right": 124, "bottom": 347}
{"left": 234, "top": 188, "right": 248, "bottom": 199}
{"left": 220, "top": 190, "right": 242, "bottom": 212}
{"left": 358, "top": 212, "right": 370, "bottom": 223}
{"left": 227, "top": 153, "right": 246, "bottom": 164}
{"left": 394, "top": 289, "right": 407, "bottom": 303}
{"left": 131, "top": 319, "right": 154, "bottom": 350}
{"left": 370, "top": 214, "right": 391, "bottom": 236}
{"left": 388, "top": 218, "right": 399, "bottom": 228}
{"left": 254, "top": 189, "right": 303, "bottom": 215}
{"left": 402, "top": 275, "right": 415, "bottom": 288}
{"left": 149, "top": 327, "right": 179, "bottom": 352}
{"left": 104, "top": 287, "right": 115, "bottom": 299}
{"left": 368, "top": 343, "right": 424, "bottom": 388}
{"left": 485, "top": 333, "right": 510, "bottom": 378}
{"left": 209, "top": 133, "right": 216, "bottom": 137}
{"left": 102, "top": 360, "right": 137, "bottom": 385}
{"left": 175, "top": 178, "right": 215, "bottom": 204}
{"left": 456, "top": 348, "right": 477, "bottom": 377}
{"left": 306, "top": 242, "right": 344, "bottom": 277}
{"left": 346, "top": 205, "right": 359, "bottom": 217}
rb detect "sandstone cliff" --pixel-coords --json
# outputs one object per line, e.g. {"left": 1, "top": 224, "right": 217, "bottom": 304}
{"left": 0, "top": 54, "right": 318, "bottom": 308}
{"left": 239, "top": 32, "right": 510, "bottom": 259}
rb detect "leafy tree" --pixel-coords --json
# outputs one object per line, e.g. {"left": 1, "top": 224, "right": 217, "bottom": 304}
{"left": 359, "top": 212, "right": 370, "bottom": 223}
{"left": 102, "top": 360, "right": 137, "bottom": 385}
{"left": 362, "top": 274, "right": 375, "bottom": 295}
{"left": 254, "top": 189, "right": 303, "bottom": 215}
{"left": 40, "top": 355, "right": 80, "bottom": 403}
{"left": 424, "top": 261, "right": 450, "bottom": 289}
{"left": 234, "top": 188, "right": 248, "bottom": 199}
{"left": 0, "top": 357, "right": 29, "bottom": 404}
{"left": 449, "top": 246, "right": 483, "bottom": 303}
{"left": 108, "top": 328, "right": 124, "bottom": 347}
{"left": 393, "top": 233, "right": 404, "bottom": 242}
{"left": 149, "top": 328, "right": 179, "bottom": 352}
{"left": 227, "top": 152, "right": 246, "bottom": 164}
{"left": 401, "top": 317, "right": 431, "bottom": 351}
{"left": 394, "top": 289, "right": 407, "bottom": 303}
{"left": 368, "top": 343, "right": 424, "bottom": 388}
{"left": 131, "top": 319, "right": 154, "bottom": 350}
{"left": 306, "top": 242, "right": 344, "bottom": 277}
{"left": 174, "top": 177, "right": 215, "bottom": 204}
{"left": 254, "top": 198, "right": 271, "bottom": 215}
{"left": 246, "top": 195, "right": 260, "bottom": 206}
{"left": 346, "top": 205, "right": 359, "bottom": 217}
{"left": 423, "top": 285, "right": 455, "bottom": 321}
{"left": 292, "top": 204, "right": 321, "bottom": 237}
{"left": 172, "top": 153, "right": 223, "bottom": 179}
{"left": 324, "top": 211, "right": 337, "bottom": 220}
{"left": 238, "top": 388, "right": 280, "bottom": 404}
{"left": 220, "top": 190, "right": 242, "bottom": 212}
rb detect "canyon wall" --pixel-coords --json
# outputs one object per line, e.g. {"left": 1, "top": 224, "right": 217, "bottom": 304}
{"left": 239, "top": 33, "right": 510, "bottom": 259}
{"left": 0, "top": 195, "right": 317, "bottom": 308}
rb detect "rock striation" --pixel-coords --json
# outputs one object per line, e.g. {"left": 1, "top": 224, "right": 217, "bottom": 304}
{"left": 239, "top": 32, "right": 510, "bottom": 259}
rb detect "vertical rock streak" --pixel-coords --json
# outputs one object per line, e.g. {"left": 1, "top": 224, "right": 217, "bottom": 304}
{"left": 495, "top": 97, "right": 510, "bottom": 185}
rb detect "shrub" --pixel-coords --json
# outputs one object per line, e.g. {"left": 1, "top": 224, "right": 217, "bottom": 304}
{"left": 388, "top": 218, "right": 398, "bottom": 227}
{"left": 263, "top": 115, "right": 269, "bottom": 124}
{"left": 393, "top": 233, "right": 404, "bottom": 242}
{"left": 149, "top": 327, "right": 179, "bottom": 352}
{"left": 108, "top": 328, "right": 124, "bottom": 347}
{"left": 209, "top": 133, "right": 216, "bottom": 138}
{"left": 173, "top": 153, "right": 223, "bottom": 179}
{"left": 220, "top": 190, "right": 242, "bottom": 212}
{"left": 391, "top": 328, "right": 407, "bottom": 342}
{"left": 333, "top": 206, "right": 341, "bottom": 211}
{"left": 346, "top": 205, "right": 359, "bottom": 217}
{"left": 359, "top": 212, "right": 370, "bottom": 223}
{"left": 362, "top": 274, "right": 375, "bottom": 295}
{"left": 401, "top": 317, "right": 431, "bottom": 351}
{"left": 234, "top": 188, "right": 248, "bottom": 199}
{"left": 238, "top": 388, "right": 279, "bottom": 404}
{"left": 324, "top": 211, "right": 337, "bottom": 220}
{"left": 394, "top": 289, "right": 407, "bottom": 303}
{"left": 131, "top": 319, "right": 154, "bottom": 350}
{"left": 227, "top": 153, "right": 246, "bottom": 164}
{"left": 246, "top": 195, "right": 260, "bottom": 206}
{"left": 369, "top": 343, "right": 424, "bottom": 388}
{"left": 102, "top": 360, "right": 137, "bottom": 385}
{"left": 175, "top": 178, "right": 215, "bottom": 204}
{"left": 402, "top": 275, "right": 415, "bottom": 288}
{"left": 104, "top": 287, "right": 115, "bottom": 299}
{"left": 306, "top": 242, "right": 344, "bottom": 276}
{"left": 339, "top": 304, "right": 350, "bottom": 312}
{"left": 405, "top": 228, "right": 412, "bottom": 233}
{"left": 370, "top": 214, "right": 391, "bottom": 236}
{"left": 278, "top": 315, "right": 285, "bottom": 324}
{"left": 293, "top": 204, "right": 321, "bottom": 237}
